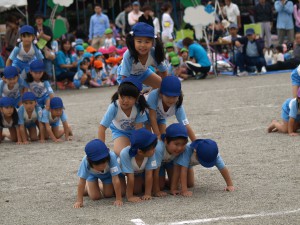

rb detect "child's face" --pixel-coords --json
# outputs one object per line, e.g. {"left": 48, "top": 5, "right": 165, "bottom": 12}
{"left": 134, "top": 37, "right": 153, "bottom": 56}
{"left": 165, "top": 139, "right": 187, "bottom": 156}
{"left": 106, "top": 33, "right": 113, "bottom": 39}
{"left": 1, "top": 106, "right": 14, "bottom": 117}
{"left": 4, "top": 76, "right": 18, "bottom": 86}
{"left": 247, "top": 34, "right": 255, "bottom": 41}
{"left": 78, "top": 50, "right": 84, "bottom": 56}
{"left": 30, "top": 71, "right": 44, "bottom": 82}
{"left": 161, "top": 94, "right": 179, "bottom": 107}
{"left": 23, "top": 100, "right": 36, "bottom": 112}
{"left": 181, "top": 52, "right": 188, "bottom": 59}
{"left": 63, "top": 41, "right": 71, "bottom": 51}
{"left": 80, "top": 61, "right": 89, "bottom": 70}
{"left": 50, "top": 108, "right": 63, "bottom": 118}
{"left": 91, "top": 162, "right": 108, "bottom": 173}
{"left": 166, "top": 47, "right": 174, "bottom": 53}
{"left": 21, "top": 33, "right": 34, "bottom": 45}
{"left": 118, "top": 95, "right": 136, "bottom": 110}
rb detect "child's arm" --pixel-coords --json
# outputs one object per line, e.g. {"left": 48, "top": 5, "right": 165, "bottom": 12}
{"left": 112, "top": 175, "right": 123, "bottom": 206}
{"left": 6, "top": 58, "right": 12, "bottom": 66}
{"left": 180, "top": 166, "right": 193, "bottom": 197}
{"left": 38, "top": 122, "right": 45, "bottom": 143}
{"left": 149, "top": 109, "right": 161, "bottom": 138}
{"left": 45, "top": 123, "right": 62, "bottom": 142}
{"left": 219, "top": 167, "right": 235, "bottom": 191}
{"left": 126, "top": 173, "right": 142, "bottom": 203}
{"left": 98, "top": 125, "right": 107, "bottom": 142}
{"left": 142, "top": 170, "right": 153, "bottom": 200}
{"left": 153, "top": 167, "right": 167, "bottom": 197}
{"left": 288, "top": 118, "right": 298, "bottom": 136}
{"left": 73, "top": 178, "right": 86, "bottom": 208}
{"left": 16, "top": 126, "right": 22, "bottom": 145}
{"left": 186, "top": 124, "right": 197, "bottom": 142}
{"left": 62, "top": 121, "right": 71, "bottom": 141}
{"left": 19, "top": 124, "right": 29, "bottom": 144}
{"left": 135, "top": 122, "right": 144, "bottom": 129}
{"left": 170, "top": 164, "right": 181, "bottom": 195}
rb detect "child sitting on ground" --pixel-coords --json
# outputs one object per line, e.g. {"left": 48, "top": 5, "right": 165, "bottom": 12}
{"left": 273, "top": 45, "right": 285, "bottom": 64}
{"left": 91, "top": 60, "right": 109, "bottom": 87}
{"left": 73, "top": 57, "right": 91, "bottom": 89}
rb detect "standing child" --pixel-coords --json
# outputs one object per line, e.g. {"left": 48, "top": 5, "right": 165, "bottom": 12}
{"left": 106, "top": 57, "right": 122, "bottom": 85}
{"left": 0, "top": 66, "right": 26, "bottom": 108}
{"left": 24, "top": 60, "right": 54, "bottom": 109}
{"left": 103, "top": 28, "right": 117, "bottom": 49}
{"left": 18, "top": 92, "right": 44, "bottom": 144}
{"left": 119, "top": 128, "right": 158, "bottom": 203}
{"left": 0, "top": 97, "right": 21, "bottom": 144}
{"left": 98, "top": 78, "right": 148, "bottom": 156}
{"left": 74, "top": 139, "right": 123, "bottom": 208}
{"left": 41, "top": 97, "right": 72, "bottom": 142}
{"left": 117, "top": 22, "right": 167, "bottom": 89}
{"left": 6, "top": 25, "right": 44, "bottom": 75}
{"left": 171, "top": 139, "right": 234, "bottom": 197}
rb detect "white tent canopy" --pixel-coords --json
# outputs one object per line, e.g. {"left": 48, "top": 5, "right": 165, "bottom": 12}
{"left": 0, "top": 0, "right": 27, "bottom": 12}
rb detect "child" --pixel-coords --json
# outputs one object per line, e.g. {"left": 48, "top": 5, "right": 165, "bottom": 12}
{"left": 119, "top": 128, "right": 158, "bottom": 203}
{"left": 91, "top": 60, "right": 109, "bottom": 87}
{"left": 0, "top": 97, "right": 21, "bottom": 144}
{"left": 6, "top": 25, "right": 44, "bottom": 75}
{"left": 146, "top": 75, "right": 196, "bottom": 141}
{"left": 106, "top": 57, "right": 122, "bottom": 86}
{"left": 290, "top": 65, "right": 300, "bottom": 98}
{"left": 273, "top": 45, "right": 285, "bottom": 64}
{"left": 153, "top": 123, "right": 189, "bottom": 197}
{"left": 268, "top": 89, "right": 300, "bottom": 136}
{"left": 73, "top": 57, "right": 91, "bottom": 89}
{"left": 103, "top": 28, "right": 116, "bottom": 49}
{"left": 98, "top": 77, "right": 148, "bottom": 156}
{"left": 74, "top": 139, "right": 123, "bottom": 208}
{"left": 117, "top": 22, "right": 167, "bottom": 89}
{"left": 0, "top": 66, "right": 26, "bottom": 108}
{"left": 24, "top": 60, "right": 54, "bottom": 109}
{"left": 165, "top": 42, "right": 175, "bottom": 53}
{"left": 18, "top": 92, "right": 44, "bottom": 144}
{"left": 72, "top": 45, "right": 85, "bottom": 63}
{"left": 171, "top": 139, "right": 234, "bottom": 196}
{"left": 168, "top": 56, "right": 189, "bottom": 80}
{"left": 41, "top": 97, "right": 72, "bottom": 142}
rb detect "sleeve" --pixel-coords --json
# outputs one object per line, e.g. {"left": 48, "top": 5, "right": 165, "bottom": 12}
{"left": 175, "top": 106, "right": 189, "bottom": 125}
{"left": 44, "top": 81, "right": 54, "bottom": 95}
{"left": 188, "top": 46, "right": 195, "bottom": 58}
{"left": 145, "top": 154, "right": 158, "bottom": 170}
{"left": 41, "top": 109, "right": 50, "bottom": 123}
{"left": 56, "top": 51, "right": 66, "bottom": 66}
{"left": 275, "top": 1, "right": 283, "bottom": 12}
{"left": 289, "top": 100, "right": 298, "bottom": 119}
{"left": 233, "top": 4, "right": 240, "bottom": 16}
{"left": 8, "top": 47, "right": 20, "bottom": 60}
{"left": 89, "top": 16, "right": 93, "bottom": 40}
{"left": 156, "top": 60, "right": 168, "bottom": 72}
{"left": 77, "top": 157, "right": 90, "bottom": 179}
{"left": 285, "top": 2, "right": 294, "bottom": 14}
{"left": 109, "top": 152, "right": 122, "bottom": 176}
{"left": 60, "top": 111, "right": 67, "bottom": 122}
{"left": 17, "top": 106, "right": 24, "bottom": 125}
{"left": 174, "top": 145, "right": 193, "bottom": 168}
{"left": 105, "top": 16, "right": 110, "bottom": 29}
{"left": 120, "top": 50, "right": 132, "bottom": 76}
{"left": 135, "top": 109, "right": 148, "bottom": 124}
{"left": 34, "top": 46, "right": 44, "bottom": 60}
{"left": 146, "top": 89, "right": 159, "bottom": 110}
{"left": 154, "top": 140, "right": 165, "bottom": 167}
{"left": 115, "top": 12, "right": 123, "bottom": 28}
{"left": 215, "top": 155, "right": 226, "bottom": 170}
{"left": 100, "top": 103, "right": 118, "bottom": 127}
{"left": 120, "top": 147, "right": 134, "bottom": 173}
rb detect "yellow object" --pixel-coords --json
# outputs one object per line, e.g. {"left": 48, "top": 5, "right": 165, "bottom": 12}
{"left": 244, "top": 23, "right": 262, "bottom": 36}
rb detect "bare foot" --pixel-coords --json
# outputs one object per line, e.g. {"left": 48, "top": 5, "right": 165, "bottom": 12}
{"left": 267, "top": 120, "right": 276, "bottom": 133}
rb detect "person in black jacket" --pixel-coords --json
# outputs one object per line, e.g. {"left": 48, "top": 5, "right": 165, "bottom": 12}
{"left": 234, "top": 28, "right": 266, "bottom": 76}
{"left": 138, "top": 5, "right": 154, "bottom": 27}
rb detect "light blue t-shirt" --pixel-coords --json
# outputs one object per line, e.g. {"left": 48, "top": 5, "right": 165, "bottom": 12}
{"left": 246, "top": 41, "right": 259, "bottom": 57}
{"left": 154, "top": 140, "right": 179, "bottom": 167}
{"left": 55, "top": 51, "right": 74, "bottom": 76}
{"left": 9, "top": 43, "right": 43, "bottom": 63}
{"left": 174, "top": 143, "right": 226, "bottom": 170}
{"left": 120, "top": 48, "right": 167, "bottom": 77}
{"left": 91, "top": 69, "right": 107, "bottom": 83}
{"left": 100, "top": 102, "right": 147, "bottom": 131}
{"left": 188, "top": 43, "right": 211, "bottom": 67}
{"left": 24, "top": 81, "right": 53, "bottom": 98}
{"left": 146, "top": 89, "right": 189, "bottom": 125}
{"left": 41, "top": 109, "right": 67, "bottom": 126}
{"left": 73, "top": 69, "right": 85, "bottom": 81}
{"left": 283, "top": 98, "right": 300, "bottom": 120}
{"left": 89, "top": 13, "right": 110, "bottom": 40}
{"left": 0, "top": 78, "right": 26, "bottom": 99}
{"left": 18, "top": 105, "right": 43, "bottom": 126}
{"left": 120, "top": 146, "right": 158, "bottom": 174}
{"left": 77, "top": 152, "right": 121, "bottom": 181}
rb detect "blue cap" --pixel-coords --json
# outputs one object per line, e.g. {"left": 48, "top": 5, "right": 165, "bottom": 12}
{"left": 176, "top": 40, "right": 183, "bottom": 49}
{"left": 131, "top": 22, "right": 154, "bottom": 38}
{"left": 3, "top": 66, "right": 19, "bottom": 79}
{"left": 0, "top": 97, "right": 15, "bottom": 107}
{"left": 129, "top": 128, "right": 157, "bottom": 157}
{"left": 30, "top": 60, "right": 45, "bottom": 72}
{"left": 160, "top": 76, "right": 181, "bottom": 97}
{"left": 132, "top": 1, "right": 140, "bottom": 6}
{"left": 83, "top": 52, "right": 93, "bottom": 59}
{"left": 229, "top": 23, "right": 238, "bottom": 29}
{"left": 75, "top": 39, "right": 84, "bottom": 46}
{"left": 165, "top": 123, "right": 188, "bottom": 138}
{"left": 121, "top": 77, "right": 143, "bottom": 92}
{"left": 22, "top": 92, "right": 36, "bottom": 101}
{"left": 94, "top": 52, "right": 103, "bottom": 57}
{"left": 50, "top": 97, "right": 64, "bottom": 109}
{"left": 246, "top": 28, "right": 255, "bottom": 35}
{"left": 190, "top": 139, "right": 218, "bottom": 168}
{"left": 85, "top": 139, "right": 110, "bottom": 161}
{"left": 20, "top": 25, "right": 34, "bottom": 35}
{"left": 75, "top": 45, "right": 84, "bottom": 51}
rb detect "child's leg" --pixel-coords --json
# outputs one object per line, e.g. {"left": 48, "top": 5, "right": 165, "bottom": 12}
{"left": 119, "top": 175, "right": 127, "bottom": 197}
{"left": 86, "top": 180, "right": 102, "bottom": 200}
{"left": 8, "top": 127, "right": 17, "bottom": 142}
{"left": 89, "top": 80, "right": 102, "bottom": 87}
{"left": 113, "top": 136, "right": 130, "bottom": 156}
{"left": 28, "top": 126, "right": 39, "bottom": 141}
{"left": 133, "top": 175, "right": 144, "bottom": 195}
{"left": 52, "top": 126, "right": 65, "bottom": 139}
{"left": 292, "top": 85, "right": 299, "bottom": 98}
{"left": 159, "top": 166, "right": 166, "bottom": 190}
{"left": 267, "top": 120, "right": 288, "bottom": 133}
{"left": 102, "top": 183, "right": 115, "bottom": 198}
{"left": 143, "top": 73, "right": 162, "bottom": 89}
{"left": 187, "top": 168, "right": 195, "bottom": 188}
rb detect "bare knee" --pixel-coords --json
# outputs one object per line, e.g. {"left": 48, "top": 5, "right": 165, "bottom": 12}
{"left": 89, "top": 193, "right": 101, "bottom": 201}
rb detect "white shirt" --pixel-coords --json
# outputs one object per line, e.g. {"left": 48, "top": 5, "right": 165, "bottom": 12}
{"left": 153, "top": 17, "right": 160, "bottom": 36}
{"left": 222, "top": 3, "right": 240, "bottom": 25}
{"left": 128, "top": 10, "right": 143, "bottom": 26}
{"left": 161, "top": 13, "right": 174, "bottom": 39}
{"left": 112, "top": 101, "right": 138, "bottom": 130}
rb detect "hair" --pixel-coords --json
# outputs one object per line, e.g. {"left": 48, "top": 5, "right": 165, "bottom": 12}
{"left": 276, "top": 45, "right": 284, "bottom": 54}
{"left": 182, "top": 37, "right": 194, "bottom": 48}
{"left": 26, "top": 72, "right": 49, "bottom": 83}
{"left": 165, "top": 136, "right": 188, "bottom": 144}
{"left": 161, "top": 90, "right": 184, "bottom": 109}
{"left": 142, "top": 5, "right": 152, "bottom": 12}
{"left": 60, "top": 39, "right": 72, "bottom": 55}
{"left": 125, "top": 34, "right": 165, "bottom": 64}
{"left": 87, "top": 154, "right": 110, "bottom": 168}
{"left": 139, "top": 138, "right": 158, "bottom": 153}
{"left": 123, "top": 2, "right": 131, "bottom": 9}
{"left": 161, "top": 2, "right": 172, "bottom": 13}
{"left": 94, "top": 3, "right": 102, "bottom": 8}
{"left": 111, "top": 82, "right": 149, "bottom": 113}
{"left": 0, "top": 107, "right": 18, "bottom": 128}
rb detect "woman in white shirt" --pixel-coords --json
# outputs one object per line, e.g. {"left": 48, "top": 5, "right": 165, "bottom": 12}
{"left": 161, "top": 2, "right": 174, "bottom": 44}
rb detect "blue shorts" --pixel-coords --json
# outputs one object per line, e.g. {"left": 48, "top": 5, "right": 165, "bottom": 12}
{"left": 119, "top": 172, "right": 145, "bottom": 178}
{"left": 25, "top": 122, "right": 38, "bottom": 129}
{"left": 117, "top": 65, "right": 153, "bottom": 84}
{"left": 290, "top": 69, "right": 300, "bottom": 86}
{"left": 14, "top": 96, "right": 21, "bottom": 108}
{"left": 86, "top": 173, "right": 112, "bottom": 184}
{"left": 37, "top": 94, "right": 49, "bottom": 109}
{"left": 50, "top": 120, "right": 60, "bottom": 128}
{"left": 12, "top": 59, "right": 30, "bottom": 73}
{"left": 110, "top": 123, "right": 133, "bottom": 140}
{"left": 159, "top": 161, "right": 174, "bottom": 177}
{"left": 73, "top": 79, "right": 81, "bottom": 89}
{"left": 145, "top": 111, "right": 167, "bottom": 125}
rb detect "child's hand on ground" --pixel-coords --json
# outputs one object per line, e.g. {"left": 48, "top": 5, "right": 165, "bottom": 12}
{"left": 289, "top": 132, "right": 298, "bottom": 137}
{"left": 113, "top": 200, "right": 123, "bottom": 206}
{"left": 154, "top": 191, "right": 168, "bottom": 197}
{"left": 170, "top": 190, "right": 180, "bottom": 196}
{"left": 127, "top": 196, "right": 142, "bottom": 203}
{"left": 73, "top": 201, "right": 83, "bottom": 208}
{"left": 65, "top": 136, "right": 72, "bottom": 141}
{"left": 16, "top": 141, "right": 22, "bottom": 145}
{"left": 54, "top": 138, "right": 63, "bottom": 143}
{"left": 224, "top": 186, "right": 235, "bottom": 192}
{"left": 141, "top": 195, "right": 152, "bottom": 200}
{"left": 180, "top": 190, "right": 193, "bottom": 197}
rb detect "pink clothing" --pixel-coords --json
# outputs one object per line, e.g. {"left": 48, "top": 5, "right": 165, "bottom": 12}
{"left": 294, "top": 5, "right": 300, "bottom": 27}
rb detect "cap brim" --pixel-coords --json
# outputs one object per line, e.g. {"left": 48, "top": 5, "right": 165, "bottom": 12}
{"left": 198, "top": 158, "right": 217, "bottom": 168}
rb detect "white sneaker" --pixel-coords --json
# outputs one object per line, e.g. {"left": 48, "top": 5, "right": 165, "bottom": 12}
{"left": 261, "top": 66, "right": 266, "bottom": 74}
{"left": 237, "top": 71, "right": 248, "bottom": 77}
{"left": 79, "top": 85, "right": 88, "bottom": 89}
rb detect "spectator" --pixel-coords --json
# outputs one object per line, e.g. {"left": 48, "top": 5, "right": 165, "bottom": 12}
{"left": 266, "top": 32, "right": 300, "bottom": 71}
{"left": 222, "top": 0, "right": 241, "bottom": 29}
{"left": 275, "top": 0, "right": 294, "bottom": 45}
{"left": 4, "top": 15, "right": 19, "bottom": 61}
{"left": 115, "top": 2, "right": 132, "bottom": 36}
{"left": 88, "top": 4, "right": 110, "bottom": 50}
{"left": 294, "top": 0, "right": 300, "bottom": 33}
{"left": 234, "top": 28, "right": 266, "bottom": 76}
{"left": 150, "top": 11, "right": 160, "bottom": 38}
{"left": 138, "top": 5, "right": 154, "bottom": 27}
{"left": 161, "top": 2, "right": 174, "bottom": 43}
{"left": 128, "top": 1, "right": 143, "bottom": 27}
{"left": 254, "top": 0, "right": 273, "bottom": 48}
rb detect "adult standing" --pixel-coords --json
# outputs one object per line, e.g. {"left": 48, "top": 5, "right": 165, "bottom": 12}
{"left": 88, "top": 4, "right": 110, "bottom": 49}
{"left": 161, "top": 2, "right": 174, "bottom": 44}
{"left": 115, "top": 2, "right": 132, "bottom": 36}
{"left": 128, "top": 1, "right": 143, "bottom": 28}
{"left": 254, "top": 0, "right": 273, "bottom": 48}
{"left": 222, "top": 0, "right": 241, "bottom": 30}
{"left": 4, "top": 15, "right": 19, "bottom": 62}
{"left": 294, "top": 0, "right": 300, "bottom": 33}
{"left": 138, "top": 5, "right": 154, "bottom": 27}
{"left": 33, "top": 11, "right": 54, "bottom": 77}
{"left": 275, "top": 0, "right": 294, "bottom": 45}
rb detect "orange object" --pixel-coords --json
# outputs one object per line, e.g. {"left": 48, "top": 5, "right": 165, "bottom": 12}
{"left": 106, "top": 57, "right": 122, "bottom": 65}
{"left": 86, "top": 46, "right": 97, "bottom": 53}
{"left": 94, "top": 60, "right": 103, "bottom": 69}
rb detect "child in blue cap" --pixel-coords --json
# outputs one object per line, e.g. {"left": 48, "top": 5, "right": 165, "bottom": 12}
{"left": 153, "top": 123, "right": 189, "bottom": 197}
{"left": 146, "top": 75, "right": 196, "bottom": 141}
{"left": 171, "top": 139, "right": 234, "bottom": 197}
{"left": 98, "top": 77, "right": 148, "bottom": 156}
{"left": 119, "top": 128, "right": 158, "bottom": 203}
{"left": 74, "top": 139, "right": 123, "bottom": 208}
{"left": 18, "top": 92, "right": 44, "bottom": 144}
{"left": 0, "top": 97, "right": 21, "bottom": 144}
{"left": 268, "top": 87, "right": 300, "bottom": 136}
{"left": 72, "top": 45, "right": 85, "bottom": 63}
{"left": 117, "top": 22, "right": 167, "bottom": 89}
{"left": 6, "top": 25, "right": 44, "bottom": 75}
{"left": 73, "top": 57, "right": 91, "bottom": 89}
{"left": 0, "top": 66, "right": 26, "bottom": 108}
{"left": 41, "top": 97, "right": 72, "bottom": 142}
{"left": 24, "top": 60, "right": 54, "bottom": 109}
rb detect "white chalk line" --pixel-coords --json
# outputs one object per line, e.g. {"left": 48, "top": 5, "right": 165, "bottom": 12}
{"left": 212, "top": 104, "right": 279, "bottom": 112}
{"left": 196, "top": 126, "right": 266, "bottom": 136}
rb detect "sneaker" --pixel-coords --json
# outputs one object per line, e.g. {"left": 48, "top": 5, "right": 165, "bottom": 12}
{"left": 56, "top": 81, "right": 66, "bottom": 90}
{"left": 261, "top": 66, "right": 266, "bottom": 73}
{"left": 79, "top": 85, "right": 88, "bottom": 89}
{"left": 237, "top": 71, "right": 248, "bottom": 77}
